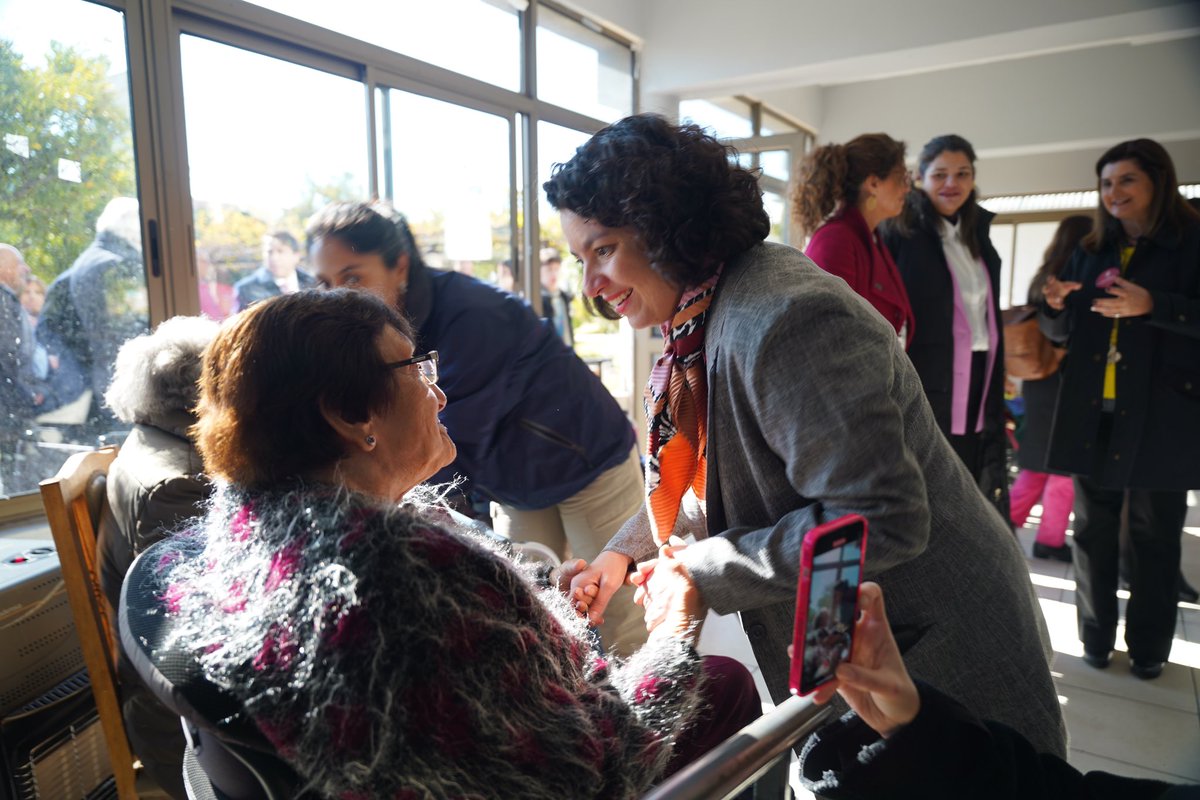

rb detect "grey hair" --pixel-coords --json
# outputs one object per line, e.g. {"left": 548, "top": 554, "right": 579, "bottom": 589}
{"left": 105, "top": 315, "right": 219, "bottom": 428}
{"left": 96, "top": 197, "right": 143, "bottom": 251}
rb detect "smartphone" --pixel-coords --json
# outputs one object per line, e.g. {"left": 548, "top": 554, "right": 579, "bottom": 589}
{"left": 789, "top": 514, "right": 868, "bottom": 696}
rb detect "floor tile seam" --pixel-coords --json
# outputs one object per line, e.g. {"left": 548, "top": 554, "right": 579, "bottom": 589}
{"left": 1067, "top": 747, "right": 1200, "bottom": 783}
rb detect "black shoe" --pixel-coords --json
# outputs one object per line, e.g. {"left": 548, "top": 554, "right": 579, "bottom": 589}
{"left": 1130, "top": 660, "right": 1165, "bottom": 680}
{"left": 1082, "top": 649, "right": 1112, "bottom": 669}
{"left": 1032, "top": 542, "right": 1072, "bottom": 563}
{"left": 1180, "top": 573, "right": 1199, "bottom": 604}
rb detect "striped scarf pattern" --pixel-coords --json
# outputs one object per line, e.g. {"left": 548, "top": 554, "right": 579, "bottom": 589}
{"left": 644, "top": 269, "right": 721, "bottom": 544}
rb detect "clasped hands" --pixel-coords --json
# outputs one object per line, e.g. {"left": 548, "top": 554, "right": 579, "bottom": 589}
{"left": 561, "top": 539, "right": 706, "bottom": 643}
{"left": 1044, "top": 274, "right": 1153, "bottom": 318}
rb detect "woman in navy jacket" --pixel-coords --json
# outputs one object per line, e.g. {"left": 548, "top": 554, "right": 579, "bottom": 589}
{"left": 1040, "top": 138, "right": 1200, "bottom": 680}
{"left": 882, "top": 134, "right": 1009, "bottom": 520}
{"left": 795, "top": 133, "right": 915, "bottom": 349}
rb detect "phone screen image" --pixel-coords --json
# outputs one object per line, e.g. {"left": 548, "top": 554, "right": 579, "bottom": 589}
{"left": 790, "top": 516, "right": 867, "bottom": 696}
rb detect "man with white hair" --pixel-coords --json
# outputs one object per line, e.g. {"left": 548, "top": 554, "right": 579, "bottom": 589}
{"left": 37, "top": 197, "right": 149, "bottom": 438}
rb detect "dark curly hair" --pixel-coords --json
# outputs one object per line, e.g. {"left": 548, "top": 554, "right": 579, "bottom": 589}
{"left": 544, "top": 114, "right": 769, "bottom": 317}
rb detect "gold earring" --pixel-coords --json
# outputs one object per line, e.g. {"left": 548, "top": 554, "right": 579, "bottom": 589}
{"left": 866, "top": 195, "right": 877, "bottom": 212}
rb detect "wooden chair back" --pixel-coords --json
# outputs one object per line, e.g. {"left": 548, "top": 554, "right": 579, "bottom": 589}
{"left": 39, "top": 446, "right": 139, "bottom": 799}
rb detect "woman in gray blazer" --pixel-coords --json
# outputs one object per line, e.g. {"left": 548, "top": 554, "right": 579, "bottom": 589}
{"left": 545, "top": 114, "right": 1067, "bottom": 757}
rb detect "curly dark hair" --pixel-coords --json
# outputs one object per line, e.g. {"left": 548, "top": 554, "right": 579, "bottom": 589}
{"left": 544, "top": 114, "right": 769, "bottom": 313}
{"left": 793, "top": 133, "right": 906, "bottom": 236}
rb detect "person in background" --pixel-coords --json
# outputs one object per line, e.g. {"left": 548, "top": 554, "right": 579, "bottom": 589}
{"left": 495, "top": 258, "right": 517, "bottom": 294}
{"left": 0, "top": 244, "right": 48, "bottom": 492}
{"left": 99, "top": 315, "right": 217, "bottom": 799}
{"left": 20, "top": 274, "right": 46, "bottom": 326}
{"left": 796, "top": 582, "right": 1195, "bottom": 800}
{"left": 233, "top": 231, "right": 315, "bottom": 310}
{"left": 37, "top": 197, "right": 149, "bottom": 438}
{"left": 548, "top": 114, "right": 1065, "bottom": 757}
{"left": 795, "top": 133, "right": 915, "bottom": 349}
{"left": 540, "top": 246, "right": 576, "bottom": 348}
{"left": 307, "top": 203, "right": 648, "bottom": 656}
{"left": 882, "top": 135, "right": 1010, "bottom": 520}
{"left": 1010, "top": 215, "right": 1093, "bottom": 562}
{"left": 124, "top": 289, "right": 759, "bottom": 800}
{"left": 1040, "top": 138, "right": 1200, "bottom": 681}
{"left": 196, "top": 247, "right": 235, "bottom": 320}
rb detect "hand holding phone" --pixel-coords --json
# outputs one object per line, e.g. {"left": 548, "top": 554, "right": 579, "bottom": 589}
{"left": 811, "top": 582, "right": 921, "bottom": 738}
{"left": 789, "top": 514, "right": 868, "bottom": 696}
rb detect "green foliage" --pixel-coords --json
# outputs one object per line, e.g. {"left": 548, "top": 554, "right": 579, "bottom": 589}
{"left": 0, "top": 40, "right": 136, "bottom": 282}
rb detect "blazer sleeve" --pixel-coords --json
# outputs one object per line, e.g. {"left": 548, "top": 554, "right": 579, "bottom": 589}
{"left": 678, "top": 280, "right": 930, "bottom": 612}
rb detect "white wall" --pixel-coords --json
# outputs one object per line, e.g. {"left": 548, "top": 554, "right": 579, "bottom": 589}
{"left": 569, "top": 0, "right": 1200, "bottom": 193}
{"left": 810, "top": 37, "right": 1200, "bottom": 192}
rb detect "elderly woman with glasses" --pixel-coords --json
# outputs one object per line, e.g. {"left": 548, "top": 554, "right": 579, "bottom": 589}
{"left": 123, "top": 289, "right": 758, "bottom": 800}
{"left": 548, "top": 114, "right": 1066, "bottom": 758}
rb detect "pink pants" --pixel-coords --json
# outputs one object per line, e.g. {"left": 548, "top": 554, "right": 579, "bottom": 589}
{"left": 1010, "top": 470, "right": 1075, "bottom": 547}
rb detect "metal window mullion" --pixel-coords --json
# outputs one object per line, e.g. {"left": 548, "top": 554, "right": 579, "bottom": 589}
{"left": 523, "top": 2, "right": 541, "bottom": 314}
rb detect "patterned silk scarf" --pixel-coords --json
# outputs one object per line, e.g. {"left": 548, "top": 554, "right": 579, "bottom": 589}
{"left": 645, "top": 268, "right": 722, "bottom": 544}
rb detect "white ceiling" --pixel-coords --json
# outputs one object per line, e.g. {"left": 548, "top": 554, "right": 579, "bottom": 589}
{"left": 570, "top": 0, "right": 1200, "bottom": 192}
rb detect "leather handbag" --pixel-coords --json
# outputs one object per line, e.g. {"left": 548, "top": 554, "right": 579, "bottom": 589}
{"left": 1002, "top": 305, "right": 1065, "bottom": 381}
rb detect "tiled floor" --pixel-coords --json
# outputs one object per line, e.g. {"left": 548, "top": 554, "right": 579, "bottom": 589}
{"left": 697, "top": 490, "right": 1200, "bottom": 796}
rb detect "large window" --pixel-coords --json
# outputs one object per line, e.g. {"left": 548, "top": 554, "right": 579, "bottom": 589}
{"left": 180, "top": 35, "right": 368, "bottom": 319}
{"left": 382, "top": 90, "right": 513, "bottom": 287}
{"left": 0, "top": 0, "right": 147, "bottom": 500}
{"left": 244, "top": 0, "right": 522, "bottom": 92}
{"left": 536, "top": 4, "right": 633, "bottom": 122}
{"left": 0, "top": 0, "right": 639, "bottom": 513}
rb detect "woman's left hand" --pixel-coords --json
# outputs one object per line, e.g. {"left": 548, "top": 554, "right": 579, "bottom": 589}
{"left": 1091, "top": 276, "right": 1154, "bottom": 319}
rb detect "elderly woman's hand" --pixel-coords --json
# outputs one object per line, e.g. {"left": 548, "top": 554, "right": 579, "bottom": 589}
{"left": 1043, "top": 275, "right": 1083, "bottom": 311}
{"left": 633, "top": 544, "right": 706, "bottom": 644}
{"left": 550, "top": 558, "right": 588, "bottom": 595}
{"left": 1091, "top": 275, "right": 1153, "bottom": 319}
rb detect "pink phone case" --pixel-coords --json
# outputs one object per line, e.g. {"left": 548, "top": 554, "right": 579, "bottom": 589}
{"left": 1095, "top": 267, "right": 1120, "bottom": 289}
{"left": 789, "top": 514, "right": 869, "bottom": 696}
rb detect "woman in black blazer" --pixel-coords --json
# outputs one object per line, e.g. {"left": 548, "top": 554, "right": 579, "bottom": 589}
{"left": 881, "top": 135, "right": 1009, "bottom": 520}
{"left": 1041, "top": 138, "right": 1200, "bottom": 681}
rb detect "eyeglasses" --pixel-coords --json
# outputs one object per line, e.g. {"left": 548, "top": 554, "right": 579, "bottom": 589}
{"left": 385, "top": 350, "right": 438, "bottom": 385}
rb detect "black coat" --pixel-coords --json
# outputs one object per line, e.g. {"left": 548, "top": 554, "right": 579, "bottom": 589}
{"left": 1040, "top": 220, "right": 1200, "bottom": 490}
{"left": 882, "top": 208, "right": 1008, "bottom": 509}
{"left": 799, "top": 682, "right": 1187, "bottom": 800}
{"left": 1015, "top": 372, "right": 1062, "bottom": 472}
